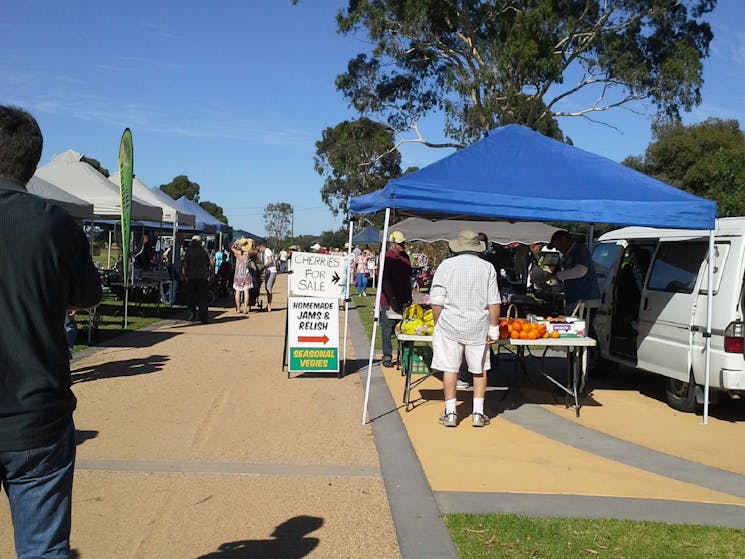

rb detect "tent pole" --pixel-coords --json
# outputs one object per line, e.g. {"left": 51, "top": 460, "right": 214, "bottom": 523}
{"left": 362, "top": 208, "right": 391, "bottom": 424}
{"left": 342, "top": 216, "right": 354, "bottom": 377}
{"left": 107, "top": 229, "right": 112, "bottom": 269}
{"left": 703, "top": 229, "right": 715, "bottom": 424}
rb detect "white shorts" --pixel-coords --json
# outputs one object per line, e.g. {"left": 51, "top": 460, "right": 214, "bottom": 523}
{"left": 430, "top": 328, "right": 490, "bottom": 374}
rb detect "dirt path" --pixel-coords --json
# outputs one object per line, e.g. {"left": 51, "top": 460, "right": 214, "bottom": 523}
{"left": 0, "top": 274, "right": 400, "bottom": 558}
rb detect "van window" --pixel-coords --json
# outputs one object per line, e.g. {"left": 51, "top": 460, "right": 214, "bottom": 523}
{"left": 699, "top": 242, "right": 729, "bottom": 295}
{"left": 592, "top": 242, "right": 624, "bottom": 293}
{"left": 647, "top": 241, "right": 708, "bottom": 294}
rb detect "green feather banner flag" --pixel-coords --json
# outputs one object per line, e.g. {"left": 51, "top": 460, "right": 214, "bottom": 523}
{"left": 118, "top": 128, "right": 133, "bottom": 285}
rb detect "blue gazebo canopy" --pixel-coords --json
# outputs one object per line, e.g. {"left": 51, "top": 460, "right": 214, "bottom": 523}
{"left": 350, "top": 125, "right": 716, "bottom": 230}
{"left": 352, "top": 226, "right": 381, "bottom": 244}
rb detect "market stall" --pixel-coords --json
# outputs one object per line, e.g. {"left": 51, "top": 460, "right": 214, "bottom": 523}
{"left": 350, "top": 124, "right": 717, "bottom": 424}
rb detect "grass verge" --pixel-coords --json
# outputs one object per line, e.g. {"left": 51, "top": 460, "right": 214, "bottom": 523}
{"left": 445, "top": 514, "right": 745, "bottom": 559}
{"left": 351, "top": 289, "right": 394, "bottom": 353}
{"left": 71, "top": 292, "right": 185, "bottom": 353}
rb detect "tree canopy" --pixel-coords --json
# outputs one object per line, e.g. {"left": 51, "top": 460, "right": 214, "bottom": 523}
{"left": 623, "top": 118, "right": 745, "bottom": 217}
{"left": 82, "top": 155, "right": 109, "bottom": 177}
{"left": 159, "top": 175, "right": 201, "bottom": 202}
{"left": 263, "top": 202, "right": 293, "bottom": 249}
{"left": 335, "top": 0, "right": 716, "bottom": 147}
{"left": 314, "top": 117, "right": 402, "bottom": 216}
{"left": 200, "top": 201, "right": 228, "bottom": 224}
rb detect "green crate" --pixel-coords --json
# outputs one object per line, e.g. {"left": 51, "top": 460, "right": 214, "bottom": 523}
{"left": 402, "top": 344, "right": 433, "bottom": 375}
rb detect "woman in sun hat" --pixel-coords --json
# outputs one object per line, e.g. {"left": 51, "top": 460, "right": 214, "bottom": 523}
{"left": 231, "top": 237, "right": 254, "bottom": 314}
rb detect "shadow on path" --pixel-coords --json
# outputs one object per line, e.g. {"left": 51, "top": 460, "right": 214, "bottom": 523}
{"left": 195, "top": 515, "right": 322, "bottom": 559}
{"left": 96, "top": 330, "right": 180, "bottom": 348}
{"left": 72, "top": 354, "right": 170, "bottom": 384}
{"left": 75, "top": 429, "right": 98, "bottom": 446}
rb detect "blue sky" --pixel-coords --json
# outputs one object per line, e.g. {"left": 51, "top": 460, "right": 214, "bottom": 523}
{"left": 2, "top": 1, "right": 744, "bottom": 236}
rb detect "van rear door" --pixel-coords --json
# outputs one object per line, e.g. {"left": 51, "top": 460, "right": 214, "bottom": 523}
{"left": 591, "top": 242, "right": 625, "bottom": 357}
{"left": 636, "top": 240, "right": 709, "bottom": 382}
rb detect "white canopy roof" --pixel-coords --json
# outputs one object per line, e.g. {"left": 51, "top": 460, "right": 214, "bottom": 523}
{"left": 36, "top": 150, "right": 163, "bottom": 222}
{"left": 392, "top": 217, "right": 560, "bottom": 245}
{"left": 27, "top": 174, "right": 94, "bottom": 220}
{"left": 110, "top": 172, "right": 196, "bottom": 227}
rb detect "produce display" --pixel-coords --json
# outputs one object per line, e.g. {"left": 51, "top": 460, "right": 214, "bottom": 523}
{"left": 399, "top": 304, "right": 435, "bottom": 335}
{"left": 397, "top": 307, "right": 586, "bottom": 339}
{"left": 527, "top": 314, "right": 586, "bottom": 337}
{"left": 497, "top": 318, "right": 556, "bottom": 340}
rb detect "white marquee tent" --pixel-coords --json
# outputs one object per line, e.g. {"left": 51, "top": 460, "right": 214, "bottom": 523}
{"left": 110, "top": 172, "right": 196, "bottom": 227}
{"left": 36, "top": 150, "right": 162, "bottom": 222}
{"left": 27, "top": 174, "right": 94, "bottom": 220}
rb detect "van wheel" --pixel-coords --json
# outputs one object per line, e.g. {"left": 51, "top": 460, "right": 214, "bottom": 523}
{"left": 664, "top": 370, "right": 700, "bottom": 413}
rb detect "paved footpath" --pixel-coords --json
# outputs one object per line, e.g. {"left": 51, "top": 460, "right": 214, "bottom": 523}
{"left": 3, "top": 273, "right": 745, "bottom": 558}
{"left": 1, "top": 274, "right": 399, "bottom": 559}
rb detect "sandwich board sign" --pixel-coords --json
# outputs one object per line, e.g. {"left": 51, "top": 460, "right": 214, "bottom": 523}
{"left": 288, "top": 251, "right": 344, "bottom": 299}
{"left": 287, "top": 297, "right": 339, "bottom": 373}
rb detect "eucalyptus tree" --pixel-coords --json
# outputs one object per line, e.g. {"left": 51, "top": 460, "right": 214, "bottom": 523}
{"left": 314, "top": 117, "right": 402, "bottom": 217}
{"left": 335, "top": 0, "right": 716, "bottom": 147}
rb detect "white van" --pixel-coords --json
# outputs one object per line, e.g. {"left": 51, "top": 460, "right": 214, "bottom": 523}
{"left": 592, "top": 217, "right": 745, "bottom": 412}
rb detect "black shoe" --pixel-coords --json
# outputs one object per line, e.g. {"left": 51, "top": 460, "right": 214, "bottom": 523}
{"left": 186, "top": 312, "right": 195, "bottom": 321}
{"left": 382, "top": 359, "right": 393, "bottom": 368}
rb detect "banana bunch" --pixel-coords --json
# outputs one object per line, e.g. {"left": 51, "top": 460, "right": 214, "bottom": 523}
{"left": 400, "top": 318, "right": 424, "bottom": 334}
{"left": 403, "top": 304, "right": 424, "bottom": 320}
{"left": 423, "top": 309, "right": 434, "bottom": 324}
{"left": 400, "top": 305, "right": 435, "bottom": 335}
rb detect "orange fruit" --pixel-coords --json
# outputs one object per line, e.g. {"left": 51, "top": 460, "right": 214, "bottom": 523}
{"left": 550, "top": 330, "right": 560, "bottom": 339}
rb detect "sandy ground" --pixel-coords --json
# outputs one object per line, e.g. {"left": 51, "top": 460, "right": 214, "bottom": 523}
{"left": 380, "top": 347, "right": 745, "bottom": 505}
{"left": 0, "top": 274, "right": 400, "bottom": 559}
{"left": 5, "top": 272, "right": 745, "bottom": 557}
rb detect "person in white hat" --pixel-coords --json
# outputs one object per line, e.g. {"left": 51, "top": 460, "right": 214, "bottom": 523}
{"left": 429, "top": 230, "right": 501, "bottom": 428}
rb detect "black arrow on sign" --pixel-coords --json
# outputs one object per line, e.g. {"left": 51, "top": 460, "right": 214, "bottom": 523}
{"left": 331, "top": 271, "right": 341, "bottom": 285}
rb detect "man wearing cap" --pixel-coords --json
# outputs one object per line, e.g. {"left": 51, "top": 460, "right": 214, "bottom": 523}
{"left": 380, "top": 230, "right": 413, "bottom": 368}
{"left": 545, "top": 230, "right": 600, "bottom": 316}
{"left": 182, "top": 234, "right": 212, "bottom": 323}
{"left": 429, "top": 231, "right": 501, "bottom": 428}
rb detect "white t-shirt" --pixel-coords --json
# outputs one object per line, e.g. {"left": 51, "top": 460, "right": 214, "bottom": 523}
{"left": 263, "top": 247, "right": 276, "bottom": 271}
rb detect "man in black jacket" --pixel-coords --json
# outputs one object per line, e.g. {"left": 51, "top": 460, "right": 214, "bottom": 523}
{"left": 182, "top": 234, "right": 212, "bottom": 323}
{"left": 0, "top": 105, "right": 102, "bottom": 557}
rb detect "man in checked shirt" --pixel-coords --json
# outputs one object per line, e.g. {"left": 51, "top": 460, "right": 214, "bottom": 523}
{"left": 429, "top": 231, "right": 501, "bottom": 428}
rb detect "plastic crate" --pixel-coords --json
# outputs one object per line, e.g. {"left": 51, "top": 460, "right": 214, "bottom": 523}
{"left": 402, "top": 345, "right": 433, "bottom": 375}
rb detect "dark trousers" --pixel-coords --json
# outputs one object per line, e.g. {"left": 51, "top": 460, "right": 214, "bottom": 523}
{"left": 1, "top": 421, "right": 75, "bottom": 558}
{"left": 188, "top": 278, "right": 209, "bottom": 322}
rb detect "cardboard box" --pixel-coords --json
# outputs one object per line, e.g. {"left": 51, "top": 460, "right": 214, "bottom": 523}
{"left": 527, "top": 314, "right": 586, "bottom": 337}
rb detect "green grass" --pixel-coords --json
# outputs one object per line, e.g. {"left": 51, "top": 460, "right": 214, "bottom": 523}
{"left": 351, "top": 288, "right": 397, "bottom": 352}
{"left": 71, "top": 292, "right": 184, "bottom": 352}
{"left": 352, "top": 304, "right": 745, "bottom": 558}
{"left": 445, "top": 514, "right": 745, "bottom": 559}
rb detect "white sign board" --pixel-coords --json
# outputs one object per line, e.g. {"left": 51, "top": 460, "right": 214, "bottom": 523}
{"left": 288, "top": 251, "right": 344, "bottom": 299}
{"left": 287, "top": 297, "right": 339, "bottom": 372}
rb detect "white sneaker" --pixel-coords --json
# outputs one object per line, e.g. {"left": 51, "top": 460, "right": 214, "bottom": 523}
{"left": 472, "top": 412, "right": 490, "bottom": 428}
{"left": 439, "top": 411, "right": 458, "bottom": 428}
{"left": 456, "top": 379, "right": 470, "bottom": 390}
